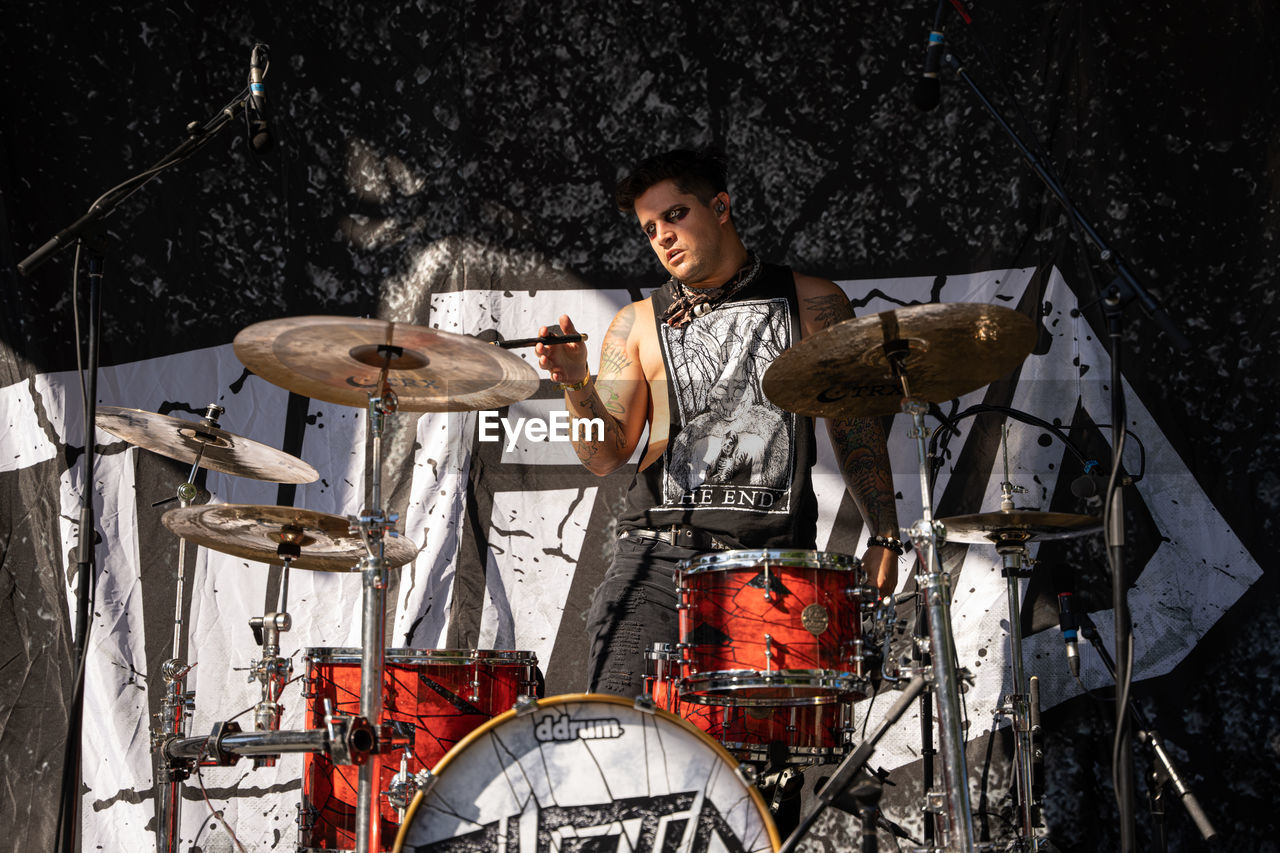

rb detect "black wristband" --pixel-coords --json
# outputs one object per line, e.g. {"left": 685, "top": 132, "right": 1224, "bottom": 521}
{"left": 867, "top": 535, "right": 904, "bottom": 555}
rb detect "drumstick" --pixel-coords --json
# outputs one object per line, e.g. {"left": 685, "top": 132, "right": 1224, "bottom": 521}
{"left": 492, "top": 333, "right": 589, "bottom": 349}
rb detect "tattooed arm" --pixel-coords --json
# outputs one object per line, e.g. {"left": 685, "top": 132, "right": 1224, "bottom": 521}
{"left": 535, "top": 305, "right": 650, "bottom": 476}
{"left": 795, "top": 274, "right": 901, "bottom": 593}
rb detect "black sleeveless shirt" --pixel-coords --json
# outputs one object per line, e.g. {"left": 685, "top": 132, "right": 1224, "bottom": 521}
{"left": 616, "top": 262, "right": 819, "bottom": 549}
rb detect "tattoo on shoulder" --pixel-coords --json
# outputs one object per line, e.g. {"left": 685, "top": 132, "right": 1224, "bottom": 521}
{"left": 804, "top": 293, "right": 854, "bottom": 328}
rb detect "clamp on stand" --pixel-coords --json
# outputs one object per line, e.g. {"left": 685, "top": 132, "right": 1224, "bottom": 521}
{"left": 246, "top": 540, "right": 299, "bottom": 768}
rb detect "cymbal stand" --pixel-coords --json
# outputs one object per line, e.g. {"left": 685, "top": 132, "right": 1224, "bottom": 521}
{"left": 892, "top": 350, "right": 977, "bottom": 852}
{"left": 992, "top": 535, "right": 1043, "bottom": 850}
{"left": 990, "top": 427, "right": 1044, "bottom": 850}
{"left": 352, "top": 350, "right": 402, "bottom": 853}
{"left": 246, "top": 544, "right": 297, "bottom": 769}
{"left": 153, "top": 403, "right": 223, "bottom": 853}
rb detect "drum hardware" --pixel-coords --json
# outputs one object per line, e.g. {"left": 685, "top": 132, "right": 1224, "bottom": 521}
{"left": 163, "top": 716, "right": 374, "bottom": 766}
{"left": 932, "top": 420, "right": 1101, "bottom": 852}
{"left": 131, "top": 399, "right": 318, "bottom": 853}
{"left": 1071, "top": 609, "right": 1218, "bottom": 848}
{"left": 765, "top": 303, "right": 1039, "bottom": 852}
{"left": 245, "top": 546, "right": 298, "bottom": 768}
{"left": 778, "top": 673, "right": 931, "bottom": 853}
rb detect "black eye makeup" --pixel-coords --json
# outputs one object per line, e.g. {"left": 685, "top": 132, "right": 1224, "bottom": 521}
{"left": 643, "top": 206, "right": 691, "bottom": 239}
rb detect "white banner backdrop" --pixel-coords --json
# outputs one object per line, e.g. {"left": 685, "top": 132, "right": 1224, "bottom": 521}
{"left": 0, "top": 266, "right": 1258, "bottom": 850}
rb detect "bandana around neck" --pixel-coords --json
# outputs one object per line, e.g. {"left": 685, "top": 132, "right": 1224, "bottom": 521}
{"left": 660, "top": 251, "right": 762, "bottom": 329}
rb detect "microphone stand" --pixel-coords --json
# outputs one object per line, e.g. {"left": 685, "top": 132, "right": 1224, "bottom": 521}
{"left": 17, "top": 83, "right": 258, "bottom": 853}
{"left": 940, "top": 48, "right": 1191, "bottom": 853}
{"left": 1077, "top": 611, "right": 1218, "bottom": 847}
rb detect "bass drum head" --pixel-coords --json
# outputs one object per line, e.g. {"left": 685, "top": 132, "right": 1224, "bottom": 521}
{"left": 394, "top": 693, "right": 779, "bottom": 853}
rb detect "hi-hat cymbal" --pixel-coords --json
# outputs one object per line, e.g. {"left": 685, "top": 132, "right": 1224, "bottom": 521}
{"left": 233, "top": 316, "right": 540, "bottom": 411}
{"left": 937, "top": 510, "right": 1102, "bottom": 545}
{"left": 97, "top": 406, "right": 318, "bottom": 484}
{"left": 763, "top": 303, "right": 1038, "bottom": 418}
{"left": 162, "top": 504, "right": 418, "bottom": 571}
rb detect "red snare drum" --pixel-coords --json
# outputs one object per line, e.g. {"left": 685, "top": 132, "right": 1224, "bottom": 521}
{"left": 676, "top": 549, "right": 875, "bottom": 704}
{"left": 299, "top": 648, "right": 538, "bottom": 851}
{"left": 645, "top": 643, "right": 848, "bottom": 765}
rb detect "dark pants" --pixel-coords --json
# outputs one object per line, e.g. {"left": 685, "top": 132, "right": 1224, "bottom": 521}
{"left": 584, "top": 535, "right": 702, "bottom": 697}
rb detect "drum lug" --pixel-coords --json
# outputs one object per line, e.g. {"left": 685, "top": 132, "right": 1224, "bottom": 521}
{"left": 295, "top": 802, "right": 317, "bottom": 835}
{"left": 762, "top": 564, "right": 772, "bottom": 601}
{"left": 764, "top": 634, "right": 774, "bottom": 672}
{"left": 514, "top": 694, "right": 540, "bottom": 716}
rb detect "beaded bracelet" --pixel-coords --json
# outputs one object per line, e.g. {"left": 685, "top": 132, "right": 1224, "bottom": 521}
{"left": 867, "top": 534, "right": 904, "bottom": 555}
{"left": 556, "top": 373, "right": 591, "bottom": 392}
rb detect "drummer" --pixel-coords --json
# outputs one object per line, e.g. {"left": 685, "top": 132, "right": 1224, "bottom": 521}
{"left": 536, "top": 148, "right": 899, "bottom": 697}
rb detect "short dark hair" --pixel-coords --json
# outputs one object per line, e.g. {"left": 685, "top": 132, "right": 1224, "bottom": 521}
{"left": 615, "top": 148, "right": 729, "bottom": 212}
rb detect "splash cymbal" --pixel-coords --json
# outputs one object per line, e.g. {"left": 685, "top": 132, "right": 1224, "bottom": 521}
{"left": 937, "top": 510, "right": 1102, "bottom": 545}
{"left": 162, "top": 504, "right": 418, "bottom": 571}
{"left": 233, "top": 316, "right": 540, "bottom": 412}
{"left": 763, "top": 303, "right": 1038, "bottom": 418}
{"left": 96, "top": 406, "right": 318, "bottom": 484}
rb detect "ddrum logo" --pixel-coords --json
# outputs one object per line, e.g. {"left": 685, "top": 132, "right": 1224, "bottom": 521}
{"left": 533, "top": 711, "right": 624, "bottom": 743}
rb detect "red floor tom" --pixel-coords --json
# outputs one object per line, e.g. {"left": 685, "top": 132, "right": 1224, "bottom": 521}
{"left": 299, "top": 647, "right": 538, "bottom": 851}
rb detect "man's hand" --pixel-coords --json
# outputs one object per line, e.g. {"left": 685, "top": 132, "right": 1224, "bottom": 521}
{"left": 535, "top": 314, "right": 589, "bottom": 386}
{"left": 862, "top": 544, "right": 899, "bottom": 595}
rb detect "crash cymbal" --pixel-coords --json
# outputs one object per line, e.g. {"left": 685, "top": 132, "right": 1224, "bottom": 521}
{"left": 936, "top": 510, "right": 1102, "bottom": 545}
{"left": 233, "top": 316, "right": 540, "bottom": 411}
{"left": 763, "top": 303, "right": 1038, "bottom": 418}
{"left": 162, "top": 504, "right": 417, "bottom": 571}
{"left": 96, "top": 406, "right": 318, "bottom": 484}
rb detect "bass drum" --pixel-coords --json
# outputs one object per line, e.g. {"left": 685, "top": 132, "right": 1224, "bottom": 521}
{"left": 393, "top": 694, "right": 779, "bottom": 853}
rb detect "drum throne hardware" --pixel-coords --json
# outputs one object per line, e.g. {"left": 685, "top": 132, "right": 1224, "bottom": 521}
{"left": 764, "top": 303, "right": 1038, "bottom": 853}
{"left": 95, "top": 401, "right": 321, "bottom": 853}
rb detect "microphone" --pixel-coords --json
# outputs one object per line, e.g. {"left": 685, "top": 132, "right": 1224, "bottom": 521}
{"left": 247, "top": 44, "right": 273, "bottom": 154}
{"left": 913, "top": 0, "right": 949, "bottom": 110}
{"left": 1070, "top": 472, "right": 1107, "bottom": 499}
{"left": 1053, "top": 565, "right": 1081, "bottom": 678}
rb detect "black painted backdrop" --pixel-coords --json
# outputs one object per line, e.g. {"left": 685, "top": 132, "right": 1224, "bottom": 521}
{"left": 2, "top": 1, "right": 1277, "bottom": 850}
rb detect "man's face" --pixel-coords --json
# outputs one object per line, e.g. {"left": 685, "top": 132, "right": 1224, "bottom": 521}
{"left": 633, "top": 179, "right": 729, "bottom": 287}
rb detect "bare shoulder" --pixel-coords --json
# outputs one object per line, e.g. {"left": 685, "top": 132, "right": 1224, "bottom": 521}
{"left": 609, "top": 296, "right": 655, "bottom": 343}
{"left": 793, "top": 272, "right": 853, "bottom": 334}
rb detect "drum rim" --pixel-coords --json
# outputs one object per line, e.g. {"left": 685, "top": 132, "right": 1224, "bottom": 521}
{"left": 676, "top": 547, "right": 862, "bottom": 574}
{"left": 302, "top": 647, "right": 538, "bottom": 665}
{"left": 681, "top": 669, "right": 871, "bottom": 706}
{"left": 392, "top": 692, "right": 781, "bottom": 853}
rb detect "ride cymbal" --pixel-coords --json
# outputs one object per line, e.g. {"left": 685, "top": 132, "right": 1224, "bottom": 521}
{"left": 763, "top": 303, "right": 1038, "bottom": 418}
{"left": 936, "top": 510, "right": 1102, "bottom": 545}
{"left": 96, "top": 406, "right": 318, "bottom": 484}
{"left": 233, "top": 316, "right": 540, "bottom": 411}
{"left": 162, "top": 504, "right": 418, "bottom": 571}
